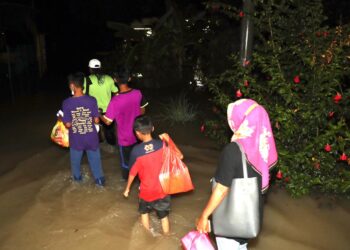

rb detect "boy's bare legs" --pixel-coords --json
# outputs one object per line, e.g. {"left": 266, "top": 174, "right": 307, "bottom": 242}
{"left": 141, "top": 212, "right": 170, "bottom": 235}
{"left": 161, "top": 216, "right": 170, "bottom": 235}
{"left": 141, "top": 213, "right": 150, "bottom": 231}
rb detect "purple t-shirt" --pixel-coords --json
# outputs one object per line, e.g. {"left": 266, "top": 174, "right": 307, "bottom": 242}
{"left": 62, "top": 95, "right": 99, "bottom": 151}
{"left": 105, "top": 89, "right": 143, "bottom": 146}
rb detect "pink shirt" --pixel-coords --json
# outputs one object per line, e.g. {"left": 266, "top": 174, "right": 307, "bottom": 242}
{"left": 105, "top": 89, "right": 143, "bottom": 146}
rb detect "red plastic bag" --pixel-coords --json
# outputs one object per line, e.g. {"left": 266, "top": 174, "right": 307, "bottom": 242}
{"left": 159, "top": 137, "right": 194, "bottom": 194}
{"left": 50, "top": 120, "right": 69, "bottom": 148}
{"left": 181, "top": 231, "right": 215, "bottom": 250}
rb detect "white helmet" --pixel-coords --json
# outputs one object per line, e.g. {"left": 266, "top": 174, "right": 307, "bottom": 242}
{"left": 88, "top": 59, "right": 101, "bottom": 69}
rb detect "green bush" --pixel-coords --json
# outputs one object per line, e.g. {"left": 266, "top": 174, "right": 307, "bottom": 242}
{"left": 158, "top": 93, "right": 198, "bottom": 124}
{"left": 204, "top": 0, "right": 350, "bottom": 197}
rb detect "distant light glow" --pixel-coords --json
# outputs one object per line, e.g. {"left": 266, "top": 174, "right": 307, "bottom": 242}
{"left": 133, "top": 27, "right": 153, "bottom": 37}
{"left": 189, "top": 62, "right": 206, "bottom": 89}
{"left": 133, "top": 27, "right": 152, "bottom": 30}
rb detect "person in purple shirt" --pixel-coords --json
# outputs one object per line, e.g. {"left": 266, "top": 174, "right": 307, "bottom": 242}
{"left": 62, "top": 72, "right": 105, "bottom": 186}
{"left": 100, "top": 67, "right": 148, "bottom": 180}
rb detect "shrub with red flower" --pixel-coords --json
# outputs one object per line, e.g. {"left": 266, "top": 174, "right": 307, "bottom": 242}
{"left": 333, "top": 92, "right": 342, "bottom": 103}
{"left": 293, "top": 75, "right": 300, "bottom": 83}
{"left": 324, "top": 144, "right": 332, "bottom": 152}
{"left": 276, "top": 170, "right": 283, "bottom": 179}
{"left": 204, "top": 1, "right": 350, "bottom": 197}
{"left": 340, "top": 153, "right": 348, "bottom": 161}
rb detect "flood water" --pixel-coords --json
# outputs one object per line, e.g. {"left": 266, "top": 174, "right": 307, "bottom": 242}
{"left": 1, "top": 95, "right": 350, "bottom": 250}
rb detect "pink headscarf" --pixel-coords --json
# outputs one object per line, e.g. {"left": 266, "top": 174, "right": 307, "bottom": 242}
{"left": 227, "top": 99, "right": 277, "bottom": 192}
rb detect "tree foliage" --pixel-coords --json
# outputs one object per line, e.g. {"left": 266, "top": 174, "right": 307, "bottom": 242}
{"left": 106, "top": 0, "right": 240, "bottom": 88}
{"left": 204, "top": 0, "right": 350, "bottom": 197}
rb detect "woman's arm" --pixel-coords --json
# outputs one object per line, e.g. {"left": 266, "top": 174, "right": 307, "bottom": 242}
{"left": 196, "top": 182, "right": 229, "bottom": 233}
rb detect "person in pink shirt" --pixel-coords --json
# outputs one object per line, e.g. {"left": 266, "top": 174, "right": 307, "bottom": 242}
{"left": 100, "top": 67, "right": 148, "bottom": 180}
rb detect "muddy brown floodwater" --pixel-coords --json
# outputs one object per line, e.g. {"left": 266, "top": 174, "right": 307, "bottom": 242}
{"left": 1, "top": 95, "right": 350, "bottom": 250}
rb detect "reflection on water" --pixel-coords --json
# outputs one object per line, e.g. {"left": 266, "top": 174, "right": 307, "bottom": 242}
{"left": 0, "top": 146, "right": 349, "bottom": 250}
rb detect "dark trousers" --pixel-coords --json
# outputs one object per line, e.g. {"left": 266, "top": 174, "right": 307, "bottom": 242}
{"left": 98, "top": 110, "right": 116, "bottom": 145}
{"left": 69, "top": 148, "right": 105, "bottom": 186}
{"left": 100, "top": 121, "right": 116, "bottom": 145}
{"left": 118, "top": 144, "right": 136, "bottom": 180}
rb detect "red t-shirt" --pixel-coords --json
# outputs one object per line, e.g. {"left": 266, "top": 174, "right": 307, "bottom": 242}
{"left": 129, "top": 139, "right": 166, "bottom": 202}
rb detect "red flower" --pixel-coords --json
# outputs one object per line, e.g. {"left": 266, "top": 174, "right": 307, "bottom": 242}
{"left": 276, "top": 170, "right": 283, "bottom": 179}
{"left": 244, "top": 80, "right": 249, "bottom": 87}
{"left": 200, "top": 124, "right": 205, "bottom": 133}
{"left": 315, "top": 31, "right": 322, "bottom": 37}
{"left": 284, "top": 177, "right": 290, "bottom": 183}
{"left": 239, "top": 11, "right": 245, "bottom": 17}
{"left": 236, "top": 89, "right": 243, "bottom": 98}
{"left": 333, "top": 92, "right": 342, "bottom": 103}
{"left": 340, "top": 153, "right": 348, "bottom": 161}
{"left": 328, "top": 111, "right": 335, "bottom": 118}
{"left": 323, "top": 31, "right": 329, "bottom": 37}
{"left": 293, "top": 75, "right": 300, "bottom": 84}
{"left": 243, "top": 59, "right": 250, "bottom": 66}
{"left": 324, "top": 144, "right": 331, "bottom": 152}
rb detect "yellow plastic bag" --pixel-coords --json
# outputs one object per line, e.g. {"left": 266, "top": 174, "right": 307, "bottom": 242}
{"left": 50, "top": 120, "right": 69, "bottom": 147}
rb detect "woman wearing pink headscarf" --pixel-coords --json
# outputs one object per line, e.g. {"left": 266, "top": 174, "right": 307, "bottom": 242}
{"left": 196, "top": 99, "right": 277, "bottom": 250}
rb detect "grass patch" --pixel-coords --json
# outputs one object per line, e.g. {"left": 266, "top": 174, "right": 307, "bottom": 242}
{"left": 158, "top": 94, "right": 198, "bottom": 124}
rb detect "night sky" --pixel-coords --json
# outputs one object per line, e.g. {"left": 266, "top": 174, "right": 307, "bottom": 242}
{"left": 1, "top": 0, "right": 169, "bottom": 74}
{"left": 0, "top": 0, "right": 349, "bottom": 82}
{"left": 36, "top": 0, "right": 167, "bottom": 73}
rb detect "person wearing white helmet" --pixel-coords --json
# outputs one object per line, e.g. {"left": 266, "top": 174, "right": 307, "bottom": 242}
{"left": 88, "top": 59, "right": 102, "bottom": 69}
{"left": 85, "top": 58, "right": 118, "bottom": 145}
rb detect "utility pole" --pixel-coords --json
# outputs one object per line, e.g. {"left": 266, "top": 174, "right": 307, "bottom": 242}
{"left": 240, "top": 0, "right": 254, "bottom": 67}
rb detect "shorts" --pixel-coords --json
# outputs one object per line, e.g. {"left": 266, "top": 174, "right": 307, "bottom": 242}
{"left": 138, "top": 196, "right": 171, "bottom": 219}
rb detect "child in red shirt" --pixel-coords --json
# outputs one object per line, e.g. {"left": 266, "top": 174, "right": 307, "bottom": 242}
{"left": 123, "top": 116, "right": 183, "bottom": 234}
